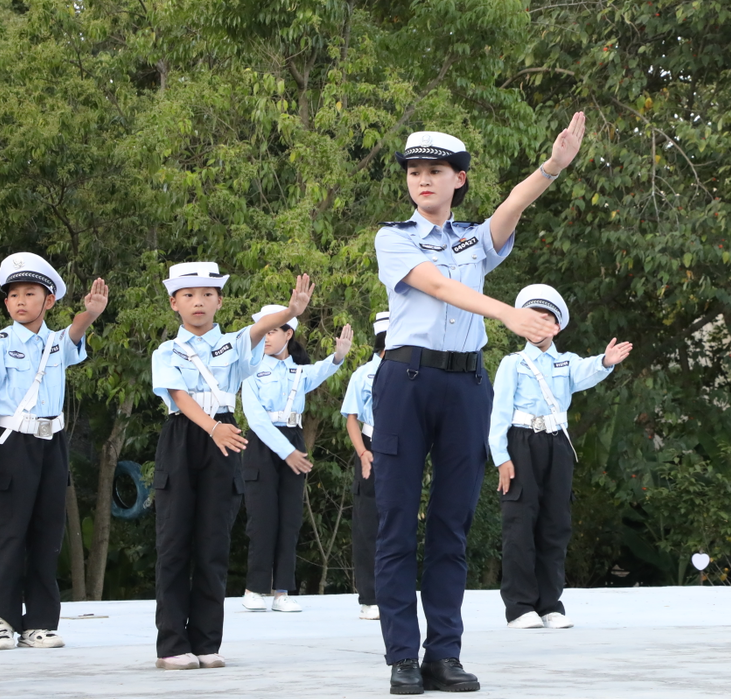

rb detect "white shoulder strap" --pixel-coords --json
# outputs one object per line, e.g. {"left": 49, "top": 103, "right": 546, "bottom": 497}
{"left": 0, "top": 331, "right": 56, "bottom": 444}
{"left": 282, "top": 365, "right": 304, "bottom": 420}
{"left": 518, "top": 351, "right": 577, "bottom": 462}
{"left": 174, "top": 337, "right": 227, "bottom": 417}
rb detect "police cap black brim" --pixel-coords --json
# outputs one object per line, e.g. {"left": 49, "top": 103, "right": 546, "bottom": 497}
{"left": 1, "top": 272, "right": 56, "bottom": 295}
{"left": 395, "top": 150, "right": 471, "bottom": 172}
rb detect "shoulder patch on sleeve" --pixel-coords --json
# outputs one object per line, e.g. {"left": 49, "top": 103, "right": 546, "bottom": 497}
{"left": 380, "top": 220, "right": 417, "bottom": 229}
{"left": 0, "top": 332, "right": 7, "bottom": 339}
{"left": 236, "top": 329, "right": 248, "bottom": 339}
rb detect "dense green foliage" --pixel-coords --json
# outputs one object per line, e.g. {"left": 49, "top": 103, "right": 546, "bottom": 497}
{"left": 1, "top": 0, "right": 729, "bottom": 598}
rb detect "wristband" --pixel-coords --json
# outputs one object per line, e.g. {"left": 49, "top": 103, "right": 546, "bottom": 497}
{"left": 540, "top": 163, "right": 560, "bottom": 180}
{"left": 358, "top": 449, "right": 368, "bottom": 458}
{"left": 209, "top": 421, "right": 222, "bottom": 438}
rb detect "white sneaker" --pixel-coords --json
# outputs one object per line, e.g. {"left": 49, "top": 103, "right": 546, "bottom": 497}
{"left": 0, "top": 617, "right": 15, "bottom": 650}
{"left": 241, "top": 591, "right": 267, "bottom": 611}
{"left": 541, "top": 612, "right": 574, "bottom": 629}
{"left": 359, "top": 604, "right": 380, "bottom": 620}
{"left": 197, "top": 653, "right": 225, "bottom": 668}
{"left": 155, "top": 653, "right": 200, "bottom": 670}
{"left": 17, "top": 629, "right": 65, "bottom": 648}
{"left": 271, "top": 594, "right": 302, "bottom": 612}
{"left": 507, "top": 611, "right": 544, "bottom": 629}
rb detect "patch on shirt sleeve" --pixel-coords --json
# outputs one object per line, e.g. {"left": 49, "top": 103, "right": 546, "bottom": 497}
{"left": 236, "top": 329, "right": 248, "bottom": 339}
{"left": 173, "top": 347, "right": 191, "bottom": 361}
{"left": 554, "top": 361, "right": 570, "bottom": 368}
{"left": 50, "top": 344, "right": 60, "bottom": 354}
{"left": 0, "top": 332, "right": 7, "bottom": 339}
{"left": 451, "top": 237, "right": 478, "bottom": 254}
{"left": 212, "top": 343, "right": 233, "bottom": 357}
{"left": 8, "top": 350, "right": 25, "bottom": 359}
{"left": 256, "top": 370, "right": 271, "bottom": 378}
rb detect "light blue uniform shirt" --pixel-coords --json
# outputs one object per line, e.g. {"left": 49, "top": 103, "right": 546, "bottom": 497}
{"left": 489, "top": 341, "right": 613, "bottom": 466}
{"left": 242, "top": 353, "right": 342, "bottom": 460}
{"left": 340, "top": 354, "right": 381, "bottom": 426}
{"left": 0, "top": 321, "right": 86, "bottom": 417}
{"left": 374, "top": 209, "right": 514, "bottom": 352}
{"left": 151, "top": 324, "right": 263, "bottom": 413}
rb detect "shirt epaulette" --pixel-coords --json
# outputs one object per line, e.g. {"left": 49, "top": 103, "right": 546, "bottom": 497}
{"left": 452, "top": 221, "right": 482, "bottom": 228}
{"left": 380, "top": 221, "right": 417, "bottom": 229}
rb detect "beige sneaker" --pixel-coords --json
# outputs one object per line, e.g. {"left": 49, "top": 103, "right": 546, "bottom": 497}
{"left": 155, "top": 653, "right": 200, "bottom": 670}
{"left": 0, "top": 618, "right": 15, "bottom": 650}
{"left": 17, "top": 629, "right": 65, "bottom": 648}
{"left": 198, "top": 653, "right": 225, "bottom": 668}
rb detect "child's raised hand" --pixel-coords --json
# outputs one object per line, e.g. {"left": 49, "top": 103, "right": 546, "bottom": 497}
{"left": 603, "top": 338, "right": 633, "bottom": 367}
{"left": 549, "top": 111, "right": 586, "bottom": 171}
{"left": 287, "top": 274, "right": 315, "bottom": 317}
{"left": 334, "top": 323, "right": 353, "bottom": 363}
{"left": 84, "top": 278, "right": 109, "bottom": 319}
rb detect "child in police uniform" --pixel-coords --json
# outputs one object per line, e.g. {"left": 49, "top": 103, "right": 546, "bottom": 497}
{"left": 152, "top": 265, "right": 313, "bottom": 670}
{"left": 340, "top": 311, "right": 389, "bottom": 621}
{"left": 489, "top": 284, "right": 632, "bottom": 630}
{"left": 0, "top": 252, "right": 108, "bottom": 650}
{"left": 240, "top": 307, "right": 352, "bottom": 613}
{"left": 373, "top": 115, "right": 585, "bottom": 694}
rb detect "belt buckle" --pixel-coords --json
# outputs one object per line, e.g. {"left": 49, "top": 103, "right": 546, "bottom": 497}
{"left": 531, "top": 416, "right": 545, "bottom": 433}
{"left": 286, "top": 414, "right": 298, "bottom": 428}
{"left": 36, "top": 418, "right": 54, "bottom": 440}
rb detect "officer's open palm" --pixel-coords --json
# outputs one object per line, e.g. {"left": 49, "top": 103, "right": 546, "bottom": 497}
{"left": 550, "top": 111, "right": 586, "bottom": 171}
{"left": 288, "top": 274, "right": 315, "bottom": 317}
{"left": 603, "top": 338, "right": 633, "bottom": 367}
{"left": 84, "top": 278, "right": 109, "bottom": 319}
{"left": 334, "top": 324, "right": 353, "bottom": 363}
{"left": 285, "top": 449, "right": 312, "bottom": 474}
{"left": 503, "top": 307, "right": 558, "bottom": 344}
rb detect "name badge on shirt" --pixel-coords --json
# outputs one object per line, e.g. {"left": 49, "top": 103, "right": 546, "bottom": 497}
{"left": 8, "top": 350, "right": 25, "bottom": 359}
{"left": 420, "top": 243, "right": 446, "bottom": 252}
{"left": 554, "top": 361, "right": 569, "bottom": 368}
{"left": 289, "top": 367, "right": 298, "bottom": 373}
{"left": 257, "top": 371, "right": 271, "bottom": 378}
{"left": 173, "top": 347, "right": 190, "bottom": 361}
{"left": 452, "top": 237, "right": 478, "bottom": 254}
{"left": 212, "top": 343, "right": 233, "bottom": 357}
{"left": 50, "top": 344, "right": 60, "bottom": 354}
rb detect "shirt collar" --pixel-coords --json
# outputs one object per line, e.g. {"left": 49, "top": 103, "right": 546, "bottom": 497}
{"left": 262, "top": 353, "right": 295, "bottom": 368}
{"left": 13, "top": 320, "right": 50, "bottom": 344}
{"left": 409, "top": 209, "right": 455, "bottom": 240}
{"left": 523, "top": 341, "right": 559, "bottom": 359}
{"left": 176, "top": 323, "right": 223, "bottom": 347}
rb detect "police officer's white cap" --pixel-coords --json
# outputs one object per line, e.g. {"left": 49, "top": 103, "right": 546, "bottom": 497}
{"left": 163, "top": 261, "right": 229, "bottom": 295}
{"left": 252, "top": 304, "right": 298, "bottom": 332}
{"left": 395, "top": 131, "right": 471, "bottom": 172}
{"left": 373, "top": 311, "right": 389, "bottom": 335}
{"left": 0, "top": 252, "right": 66, "bottom": 300}
{"left": 515, "top": 284, "right": 569, "bottom": 331}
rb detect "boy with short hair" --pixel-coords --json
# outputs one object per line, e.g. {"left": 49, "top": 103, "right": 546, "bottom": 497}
{"left": 0, "top": 252, "right": 108, "bottom": 650}
{"left": 489, "top": 284, "right": 632, "bottom": 630}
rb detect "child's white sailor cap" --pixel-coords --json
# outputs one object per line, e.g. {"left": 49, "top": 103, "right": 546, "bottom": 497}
{"left": 373, "top": 311, "right": 390, "bottom": 335}
{"left": 515, "top": 284, "right": 570, "bottom": 331}
{"left": 252, "top": 304, "right": 298, "bottom": 332}
{"left": 163, "top": 261, "right": 229, "bottom": 295}
{"left": 395, "top": 131, "right": 471, "bottom": 172}
{"left": 0, "top": 252, "right": 66, "bottom": 300}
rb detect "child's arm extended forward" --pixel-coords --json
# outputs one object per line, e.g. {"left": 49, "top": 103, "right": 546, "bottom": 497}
{"left": 69, "top": 278, "right": 109, "bottom": 345}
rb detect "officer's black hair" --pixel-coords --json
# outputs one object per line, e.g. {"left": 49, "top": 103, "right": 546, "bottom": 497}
{"left": 282, "top": 324, "right": 311, "bottom": 365}
{"left": 373, "top": 331, "right": 387, "bottom": 354}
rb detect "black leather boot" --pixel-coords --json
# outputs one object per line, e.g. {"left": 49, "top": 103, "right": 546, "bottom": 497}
{"left": 420, "top": 658, "right": 480, "bottom": 692}
{"left": 390, "top": 658, "right": 424, "bottom": 695}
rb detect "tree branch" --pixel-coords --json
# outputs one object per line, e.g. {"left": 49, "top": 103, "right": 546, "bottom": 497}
{"left": 501, "top": 66, "right": 576, "bottom": 89}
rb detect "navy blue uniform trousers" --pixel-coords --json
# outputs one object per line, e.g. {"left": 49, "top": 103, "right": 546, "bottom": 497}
{"left": 0, "top": 430, "right": 68, "bottom": 632}
{"left": 371, "top": 355, "right": 492, "bottom": 664}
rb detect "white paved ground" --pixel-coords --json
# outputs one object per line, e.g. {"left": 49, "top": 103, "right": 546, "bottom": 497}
{"left": 1, "top": 587, "right": 729, "bottom": 698}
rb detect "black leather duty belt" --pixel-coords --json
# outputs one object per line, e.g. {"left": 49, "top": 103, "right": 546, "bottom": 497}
{"left": 384, "top": 346, "right": 481, "bottom": 373}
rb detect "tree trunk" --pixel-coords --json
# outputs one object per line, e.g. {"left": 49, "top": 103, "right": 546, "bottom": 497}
{"left": 85, "top": 395, "right": 134, "bottom": 600}
{"left": 65, "top": 471, "right": 87, "bottom": 601}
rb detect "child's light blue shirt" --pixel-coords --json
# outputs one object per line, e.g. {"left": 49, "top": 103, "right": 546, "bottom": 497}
{"left": 340, "top": 353, "right": 381, "bottom": 426}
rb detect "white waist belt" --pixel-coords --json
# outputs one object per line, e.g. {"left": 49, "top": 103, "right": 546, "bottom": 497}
{"left": 512, "top": 409, "right": 568, "bottom": 434}
{"left": 0, "top": 413, "right": 64, "bottom": 440}
{"left": 171, "top": 391, "right": 236, "bottom": 415}
{"left": 362, "top": 423, "right": 374, "bottom": 438}
{"left": 268, "top": 411, "right": 303, "bottom": 428}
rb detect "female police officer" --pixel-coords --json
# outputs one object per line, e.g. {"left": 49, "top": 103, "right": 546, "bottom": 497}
{"left": 372, "top": 114, "right": 585, "bottom": 694}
